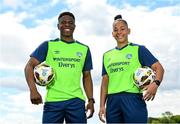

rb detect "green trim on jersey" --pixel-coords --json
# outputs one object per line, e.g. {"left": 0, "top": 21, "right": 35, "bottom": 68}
{"left": 103, "top": 43, "right": 142, "bottom": 94}
{"left": 45, "top": 40, "right": 88, "bottom": 102}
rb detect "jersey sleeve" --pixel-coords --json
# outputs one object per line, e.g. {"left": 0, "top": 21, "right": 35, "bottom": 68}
{"left": 102, "top": 55, "right": 107, "bottom": 76}
{"left": 138, "top": 45, "right": 158, "bottom": 67}
{"left": 30, "top": 41, "right": 48, "bottom": 63}
{"left": 82, "top": 47, "right": 93, "bottom": 71}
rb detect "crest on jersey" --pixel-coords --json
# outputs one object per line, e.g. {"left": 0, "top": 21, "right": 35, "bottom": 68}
{"left": 126, "top": 54, "right": 132, "bottom": 59}
{"left": 76, "top": 52, "right": 82, "bottom": 58}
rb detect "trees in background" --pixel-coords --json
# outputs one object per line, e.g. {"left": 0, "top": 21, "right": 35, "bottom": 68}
{"left": 148, "top": 111, "right": 180, "bottom": 123}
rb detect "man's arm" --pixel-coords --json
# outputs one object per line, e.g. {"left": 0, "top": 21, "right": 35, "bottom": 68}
{"left": 82, "top": 71, "right": 94, "bottom": 119}
{"left": 24, "top": 57, "right": 42, "bottom": 105}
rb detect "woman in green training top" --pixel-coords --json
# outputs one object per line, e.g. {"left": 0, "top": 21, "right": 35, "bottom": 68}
{"left": 99, "top": 14, "right": 164, "bottom": 123}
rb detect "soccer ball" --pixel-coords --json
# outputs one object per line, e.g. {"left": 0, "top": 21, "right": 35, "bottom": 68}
{"left": 34, "top": 63, "right": 55, "bottom": 86}
{"left": 133, "top": 66, "right": 156, "bottom": 89}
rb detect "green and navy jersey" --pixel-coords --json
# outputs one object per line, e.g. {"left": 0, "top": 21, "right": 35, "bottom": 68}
{"left": 31, "top": 38, "right": 92, "bottom": 71}
{"left": 30, "top": 38, "right": 93, "bottom": 102}
{"left": 102, "top": 42, "right": 158, "bottom": 94}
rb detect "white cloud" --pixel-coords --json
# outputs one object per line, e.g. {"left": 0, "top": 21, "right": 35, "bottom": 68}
{"left": 0, "top": 91, "right": 44, "bottom": 124}
{"left": 0, "top": 76, "right": 28, "bottom": 91}
{"left": 2, "top": 0, "right": 32, "bottom": 10}
{"left": 67, "top": 0, "right": 118, "bottom": 36}
{"left": 0, "top": 11, "right": 57, "bottom": 70}
{"left": 50, "top": 0, "right": 60, "bottom": 6}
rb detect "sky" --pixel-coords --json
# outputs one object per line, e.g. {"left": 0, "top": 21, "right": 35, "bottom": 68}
{"left": 0, "top": 0, "right": 180, "bottom": 123}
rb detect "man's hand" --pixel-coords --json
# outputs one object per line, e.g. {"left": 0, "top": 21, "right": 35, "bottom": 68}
{"left": 30, "top": 90, "right": 42, "bottom": 105}
{"left": 86, "top": 101, "right": 94, "bottom": 119}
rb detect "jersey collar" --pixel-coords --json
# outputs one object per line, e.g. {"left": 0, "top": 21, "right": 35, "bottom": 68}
{"left": 56, "top": 38, "right": 76, "bottom": 44}
{"left": 115, "top": 42, "right": 131, "bottom": 50}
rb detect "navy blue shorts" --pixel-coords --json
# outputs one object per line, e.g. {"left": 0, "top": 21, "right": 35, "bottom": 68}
{"left": 106, "top": 92, "right": 148, "bottom": 123}
{"left": 42, "top": 98, "right": 87, "bottom": 123}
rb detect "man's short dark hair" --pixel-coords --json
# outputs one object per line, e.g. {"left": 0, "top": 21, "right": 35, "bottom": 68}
{"left": 58, "top": 12, "right": 75, "bottom": 21}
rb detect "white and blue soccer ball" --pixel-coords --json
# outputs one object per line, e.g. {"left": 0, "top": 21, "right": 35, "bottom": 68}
{"left": 34, "top": 63, "right": 55, "bottom": 86}
{"left": 133, "top": 66, "right": 156, "bottom": 89}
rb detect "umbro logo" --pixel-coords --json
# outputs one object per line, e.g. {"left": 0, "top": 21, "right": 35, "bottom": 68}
{"left": 54, "top": 51, "right": 60, "bottom": 54}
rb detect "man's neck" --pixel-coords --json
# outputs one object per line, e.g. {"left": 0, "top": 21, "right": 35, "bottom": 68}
{"left": 60, "top": 36, "right": 74, "bottom": 42}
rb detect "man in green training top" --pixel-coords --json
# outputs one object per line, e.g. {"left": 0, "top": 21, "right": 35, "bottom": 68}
{"left": 24, "top": 11, "right": 95, "bottom": 123}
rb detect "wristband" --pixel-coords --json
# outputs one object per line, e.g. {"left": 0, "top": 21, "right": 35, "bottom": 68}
{"left": 88, "top": 98, "right": 95, "bottom": 103}
{"left": 154, "top": 80, "right": 161, "bottom": 86}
